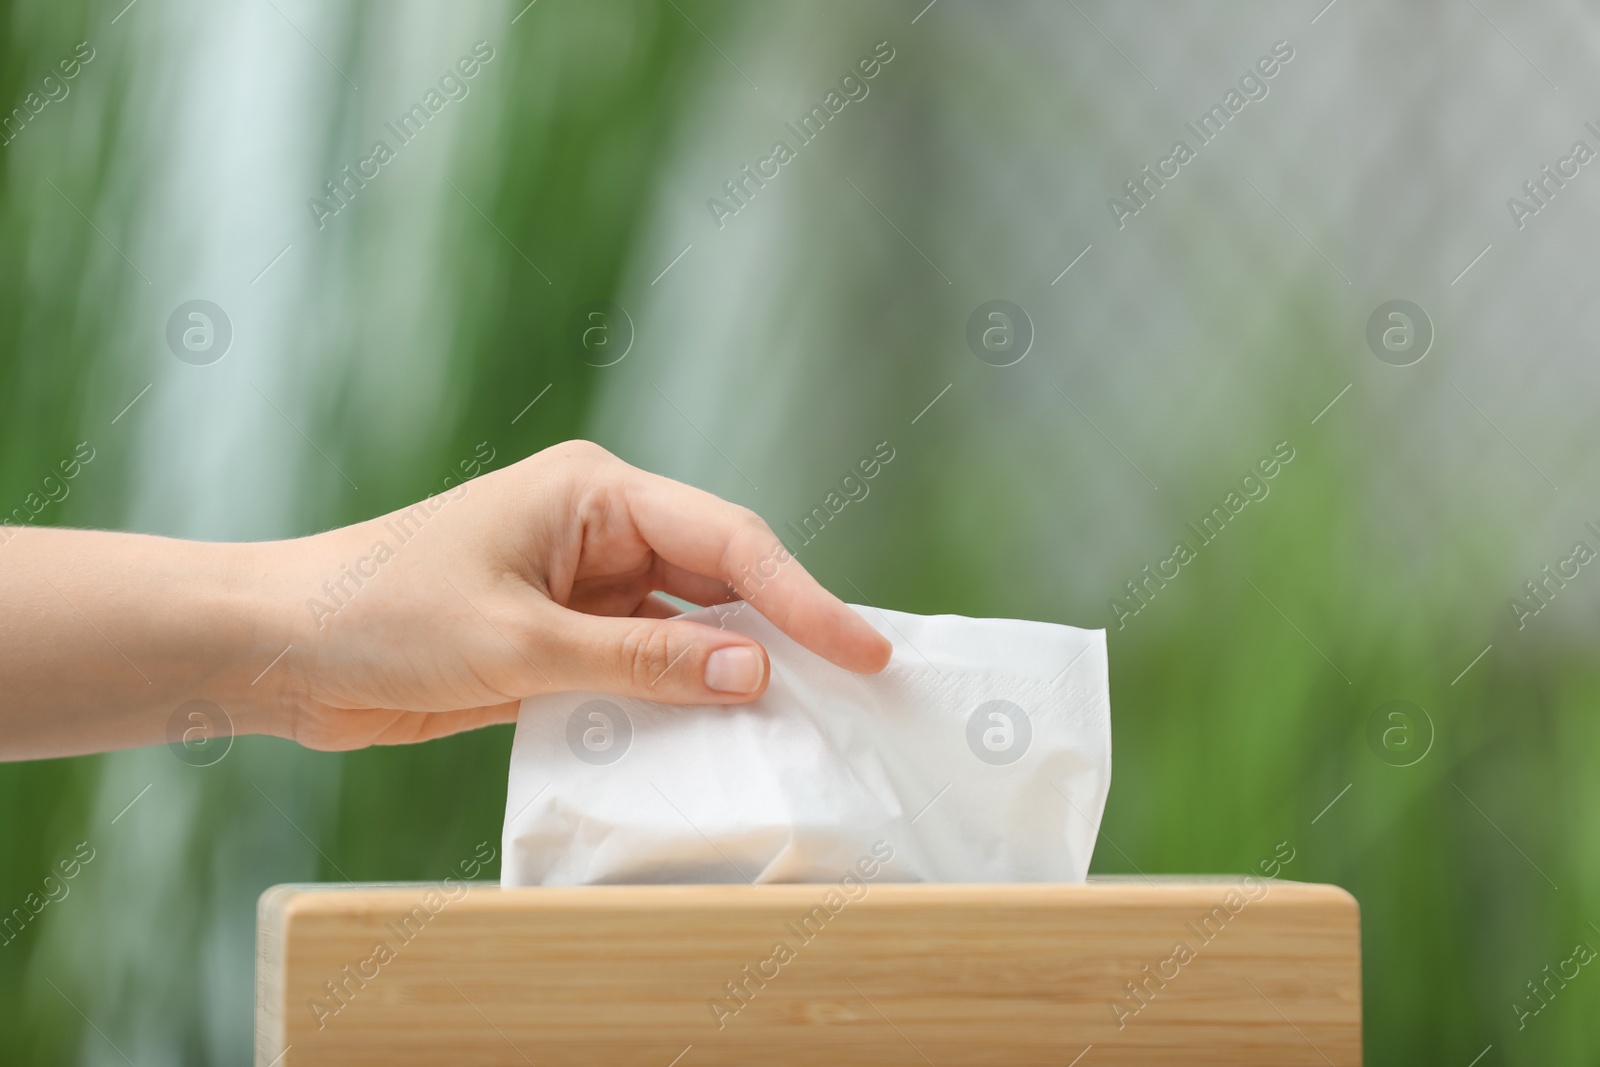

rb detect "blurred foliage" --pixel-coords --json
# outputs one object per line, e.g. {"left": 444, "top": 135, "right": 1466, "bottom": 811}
{"left": 2, "top": 0, "right": 1597, "bottom": 1064}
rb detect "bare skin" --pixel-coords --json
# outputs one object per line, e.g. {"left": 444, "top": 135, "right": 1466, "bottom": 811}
{"left": 0, "top": 440, "right": 892, "bottom": 760}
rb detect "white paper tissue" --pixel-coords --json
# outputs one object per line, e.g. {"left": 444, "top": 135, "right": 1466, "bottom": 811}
{"left": 501, "top": 603, "right": 1110, "bottom": 885}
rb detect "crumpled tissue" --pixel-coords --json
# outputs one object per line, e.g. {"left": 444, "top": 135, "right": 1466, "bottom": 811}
{"left": 501, "top": 603, "right": 1110, "bottom": 885}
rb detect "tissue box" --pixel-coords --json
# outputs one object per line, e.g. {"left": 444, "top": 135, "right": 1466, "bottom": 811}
{"left": 257, "top": 878, "right": 1361, "bottom": 1065}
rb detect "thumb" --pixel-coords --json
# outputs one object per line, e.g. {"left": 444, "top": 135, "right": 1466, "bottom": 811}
{"left": 537, "top": 604, "right": 770, "bottom": 705}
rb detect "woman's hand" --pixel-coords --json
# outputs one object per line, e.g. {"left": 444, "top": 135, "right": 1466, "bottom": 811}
{"left": 0, "top": 441, "right": 891, "bottom": 759}
{"left": 258, "top": 441, "right": 898, "bottom": 752}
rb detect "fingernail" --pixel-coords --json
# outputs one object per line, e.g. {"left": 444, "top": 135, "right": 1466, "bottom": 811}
{"left": 704, "top": 646, "right": 764, "bottom": 694}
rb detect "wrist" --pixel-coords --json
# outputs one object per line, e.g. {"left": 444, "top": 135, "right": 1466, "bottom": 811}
{"left": 205, "top": 537, "right": 302, "bottom": 741}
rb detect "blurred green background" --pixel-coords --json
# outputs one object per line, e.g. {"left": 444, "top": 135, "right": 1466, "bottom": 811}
{"left": 1, "top": 0, "right": 1595, "bottom": 1062}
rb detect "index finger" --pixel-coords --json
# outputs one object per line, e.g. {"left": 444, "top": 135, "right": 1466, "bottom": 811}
{"left": 618, "top": 464, "right": 892, "bottom": 674}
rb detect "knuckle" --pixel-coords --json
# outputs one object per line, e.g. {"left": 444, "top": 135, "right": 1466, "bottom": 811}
{"left": 733, "top": 506, "right": 769, "bottom": 533}
{"left": 723, "top": 508, "right": 780, "bottom": 580}
{"left": 541, "top": 438, "right": 612, "bottom": 468}
{"left": 620, "top": 622, "right": 677, "bottom": 689}
{"left": 728, "top": 506, "right": 771, "bottom": 551}
{"left": 569, "top": 439, "right": 613, "bottom": 463}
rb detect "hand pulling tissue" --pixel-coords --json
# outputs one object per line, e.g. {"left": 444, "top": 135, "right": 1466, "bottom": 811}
{"left": 501, "top": 603, "right": 1110, "bottom": 885}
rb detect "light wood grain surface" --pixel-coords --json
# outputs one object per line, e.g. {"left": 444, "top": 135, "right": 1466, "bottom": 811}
{"left": 257, "top": 878, "right": 1360, "bottom": 1066}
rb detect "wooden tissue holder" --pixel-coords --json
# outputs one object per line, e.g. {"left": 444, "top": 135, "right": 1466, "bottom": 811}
{"left": 257, "top": 878, "right": 1361, "bottom": 1065}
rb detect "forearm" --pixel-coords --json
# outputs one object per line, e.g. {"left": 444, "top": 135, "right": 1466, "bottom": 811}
{"left": 0, "top": 527, "right": 287, "bottom": 759}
